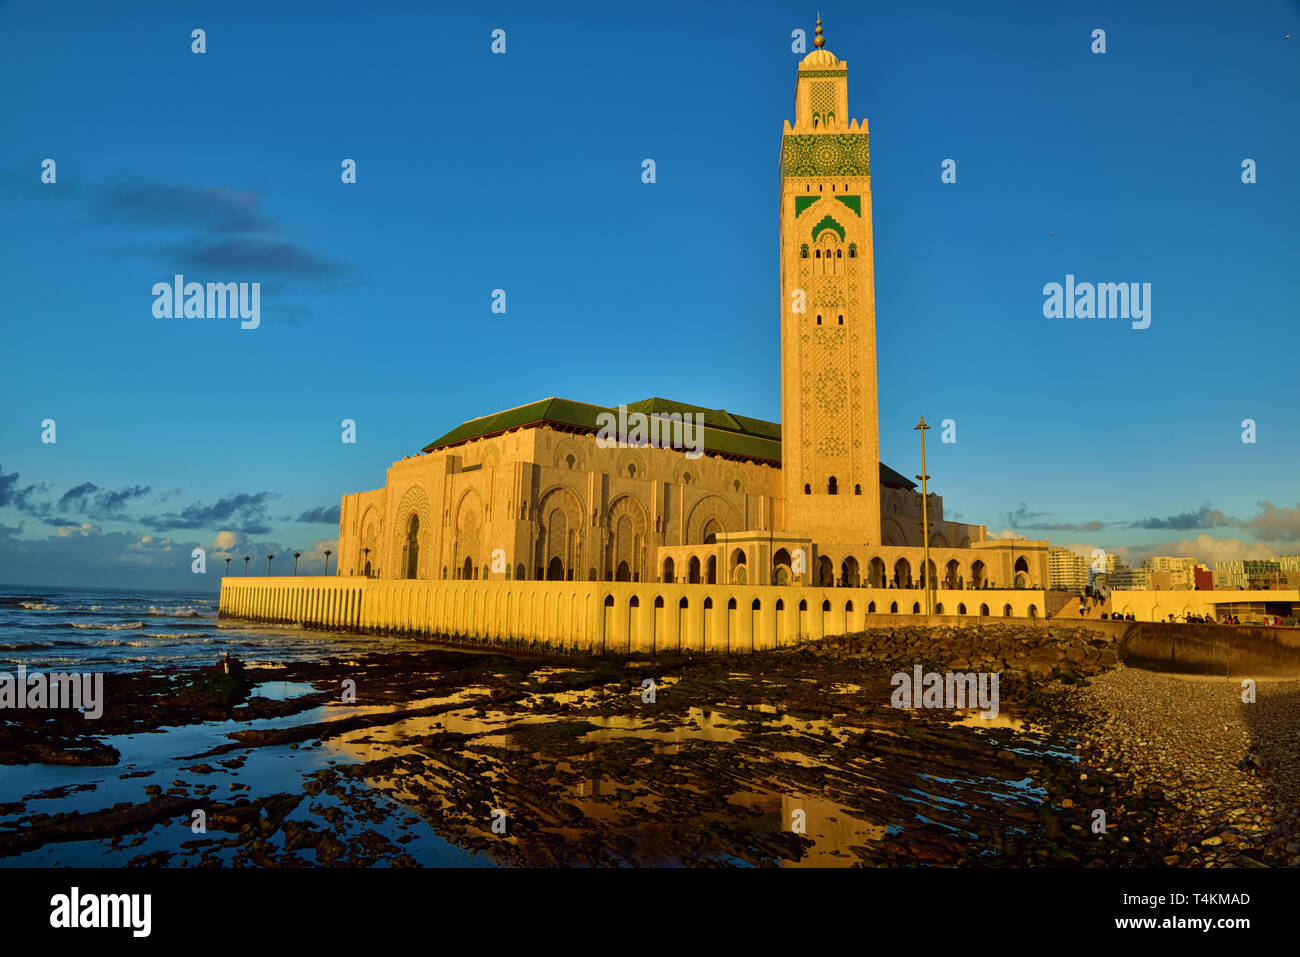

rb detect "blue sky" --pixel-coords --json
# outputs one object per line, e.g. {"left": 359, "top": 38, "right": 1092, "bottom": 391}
{"left": 1, "top": 0, "right": 1297, "bottom": 590}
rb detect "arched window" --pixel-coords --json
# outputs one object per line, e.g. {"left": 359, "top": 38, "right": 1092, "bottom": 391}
{"left": 627, "top": 464, "right": 636, "bottom": 478}
{"left": 854, "top": 484, "right": 862, "bottom": 495}
{"left": 849, "top": 243, "right": 857, "bottom": 258}
{"left": 816, "top": 315, "right": 822, "bottom": 325}
{"left": 566, "top": 454, "right": 575, "bottom": 469}
{"left": 403, "top": 513, "right": 420, "bottom": 579}
{"left": 828, "top": 476, "right": 838, "bottom": 495}
{"left": 837, "top": 314, "right": 844, "bottom": 325}
{"left": 835, "top": 249, "right": 842, "bottom": 259}
{"left": 815, "top": 249, "right": 821, "bottom": 259}
{"left": 800, "top": 244, "right": 809, "bottom": 258}
{"left": 804, "top": 483, "right": 811, "bottom": 495}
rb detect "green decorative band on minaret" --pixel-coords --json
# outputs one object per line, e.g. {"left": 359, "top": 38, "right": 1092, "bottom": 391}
{"left": 781, "top": 134, "right": 870, "bottom": 177}
{"left": 798, "top": 69, "right": 846, "bottom": 78}
{"left": 811, "top": 215, "right": 845, "bottom": 241}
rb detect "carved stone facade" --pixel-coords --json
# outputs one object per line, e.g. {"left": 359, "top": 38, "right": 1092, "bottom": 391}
{"left": 333, "top": 23, "right": 1049, "bottom": 596}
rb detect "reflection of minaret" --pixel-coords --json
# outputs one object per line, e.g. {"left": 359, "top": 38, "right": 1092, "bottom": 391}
{"left": 779, "top": 17, "right": 881, "bottom": 545}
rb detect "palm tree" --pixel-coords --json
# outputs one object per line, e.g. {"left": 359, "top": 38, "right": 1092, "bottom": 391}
{"left": 293, "top": 551, "right": 301, "bottom": 575}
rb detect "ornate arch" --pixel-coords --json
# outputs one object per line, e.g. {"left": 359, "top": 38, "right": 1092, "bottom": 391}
{"left": 613, "top": 447, "right": 648, "bottom": 481}
{"left": 882, "top": 517, "right": 907, "bottom": 547}
{"left": 454, "top": 487, "right": 485, "bottom": 577}
{"left": 535, "top": 484, "right": 584, "bottom": 580}
{"left": 391, "top": 485, "right": 433, "bottom": 579}
{"left": 685, "top": 494, "right": 741, "bottom": 545}
{"left": 551, "top": 436, "right": 588, "bottom": 472}
{"left": 359, "top": 505, "right": 381, "bottom": 576}
{"left": 605, "top": 494, "right": 649, "bottom": 581}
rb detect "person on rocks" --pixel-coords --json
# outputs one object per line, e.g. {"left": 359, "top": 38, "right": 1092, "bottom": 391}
{"left": 1237, "top": 746, "right": 1265, "bottom": 776}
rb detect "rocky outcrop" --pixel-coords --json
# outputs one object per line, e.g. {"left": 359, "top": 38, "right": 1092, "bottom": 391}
{"left": 800, "top": 623, "right": 1122, "bottom": 681}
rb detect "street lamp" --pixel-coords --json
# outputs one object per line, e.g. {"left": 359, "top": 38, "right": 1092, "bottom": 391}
{"left": 914, "top": 417, "right": 933, "bottom": 616}
{"left": 363, "top": 547, "right": 370, "bottom": 578}
{"left": 324, "top": 549, "right": 333, "bottom": 576}
{"left": 243, "top": 555, "right": 250, "bottom": 576}
{"left": 266, "top": 554, "right": 274, "bottom": 576}
{"left": 224, "top": 557, "right": 231, "bottom": 577}
{"left": 293, "top": 551, "right": 301, "bottom": 576}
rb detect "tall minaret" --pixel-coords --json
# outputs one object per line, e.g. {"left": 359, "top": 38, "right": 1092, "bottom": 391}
{"left": 779, "top": 17, "right": 881, "bottom": 545}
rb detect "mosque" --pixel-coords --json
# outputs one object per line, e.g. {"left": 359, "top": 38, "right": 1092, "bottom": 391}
{"left": 333, "top": 19, "right": 1049, "bottom": 604}
{"left": 219, "top": 21, "right": 1053, "bottom": 650}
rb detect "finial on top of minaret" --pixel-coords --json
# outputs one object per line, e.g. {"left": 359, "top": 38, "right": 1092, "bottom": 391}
{"left": 814, "top": 14, "right": 824, "bottom": 48}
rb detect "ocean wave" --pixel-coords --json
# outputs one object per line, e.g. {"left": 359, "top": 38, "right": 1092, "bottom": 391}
{"left": 141, "top": 632, "right": 208, "bottom": 640}
{"left": 0, "top": 641, "right": 55, "bottom": 651}
{"left": 67, "top": 620, "right": 144, "bottom": 631}
{"left": 0, "top": 596, "right": 49, "bottom": 607}
{"left": 18, "top": 601, "right": 58, "bottom": 610}
{"left": 147, "top": 606, "right": 210, "bottom": 618}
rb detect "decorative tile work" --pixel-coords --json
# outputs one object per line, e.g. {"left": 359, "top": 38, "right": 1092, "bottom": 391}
{"left": 799, "top": 70, "right": 846, "bottom": 78}
{"left": 781, "top": 134, "right": 870, "bottom": 177}
{"left": 835, "top": 195, "right": 861, "bottom": 216}
{"left": 794, "top": 195, "right": 819, "bottom": 217}
{"left": 811, "top": 214, "right": 845, "bottom": 242}
{"left": 810, "top": 81, "right": 836, "bottom": 125}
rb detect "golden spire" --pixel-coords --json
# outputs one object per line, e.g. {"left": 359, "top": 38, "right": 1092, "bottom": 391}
{"left": 814, "top": 14, "right": 824, "bottom": 49}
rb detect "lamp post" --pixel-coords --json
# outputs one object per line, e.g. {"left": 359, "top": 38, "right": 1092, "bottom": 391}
{"left": 266, "top": 554, "right": 274, "bottom": 576}
{"left": 243, "top": 555, "right": 250, "bottom": 576}
{"left": 224, "top": 557, "right": 231, "bottom": 577}
{"left": 914, "top": 417, "right": 933, "bottom": 616}
{"left": 324, "top": 549, "right": 333, "bottom": 576}
{"left": 363, "top": 547, "right": 370, "bottom": 578}
{"left": 293, "top": 551, "right": 301, "bottom": 576}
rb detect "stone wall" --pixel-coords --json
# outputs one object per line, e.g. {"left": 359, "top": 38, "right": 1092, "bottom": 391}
{"left": 1118, "top": 621, "right": 1300, "bottom": 677}
{"left": 218, "top": 576, "right": 1049, "bottom": 655}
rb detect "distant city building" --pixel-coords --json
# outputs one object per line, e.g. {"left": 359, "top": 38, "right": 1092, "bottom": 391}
{"left": 1049, "top": 547, "right": 1088, "bottom": 592}
{"left": 1193, "top": 565, "right": 1214, "bottom": 590}
{"left": 1141, "top": 556, "right": 1198, "bottom": 589}
{"left": 1216, "top": 559, "right": 1281, "bottom": 590}
{"left": 1109, "top": 565, "right": 1151, "bottom": 590}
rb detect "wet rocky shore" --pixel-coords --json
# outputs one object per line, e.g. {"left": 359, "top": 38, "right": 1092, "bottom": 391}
{"left": 1, "top": 623, "right": 1294, "bottom": 867}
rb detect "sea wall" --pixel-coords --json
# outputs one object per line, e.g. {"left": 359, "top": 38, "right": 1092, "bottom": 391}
{"left": 217, "top": 576, "right": 1049, "bottom": 655}
{"left": 1118, "top": 621, "right": 1300, "bottom": 677}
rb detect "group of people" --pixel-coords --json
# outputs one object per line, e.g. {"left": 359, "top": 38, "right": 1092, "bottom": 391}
{"left": 1098, "top": 611, "right": 1136, "bottom": 621}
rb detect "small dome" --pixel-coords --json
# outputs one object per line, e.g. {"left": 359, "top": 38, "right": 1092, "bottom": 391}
{"left": 800, "top": 48, "right": 839, "bottom": 67}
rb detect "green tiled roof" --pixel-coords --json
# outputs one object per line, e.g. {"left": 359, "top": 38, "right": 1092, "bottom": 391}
{"left": 423, "top": 396, "right": 915, "bottom": 486}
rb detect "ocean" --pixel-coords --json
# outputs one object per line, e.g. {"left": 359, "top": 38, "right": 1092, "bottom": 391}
{"left": 0, "top": 584, "right": 411, "bottom": 674}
